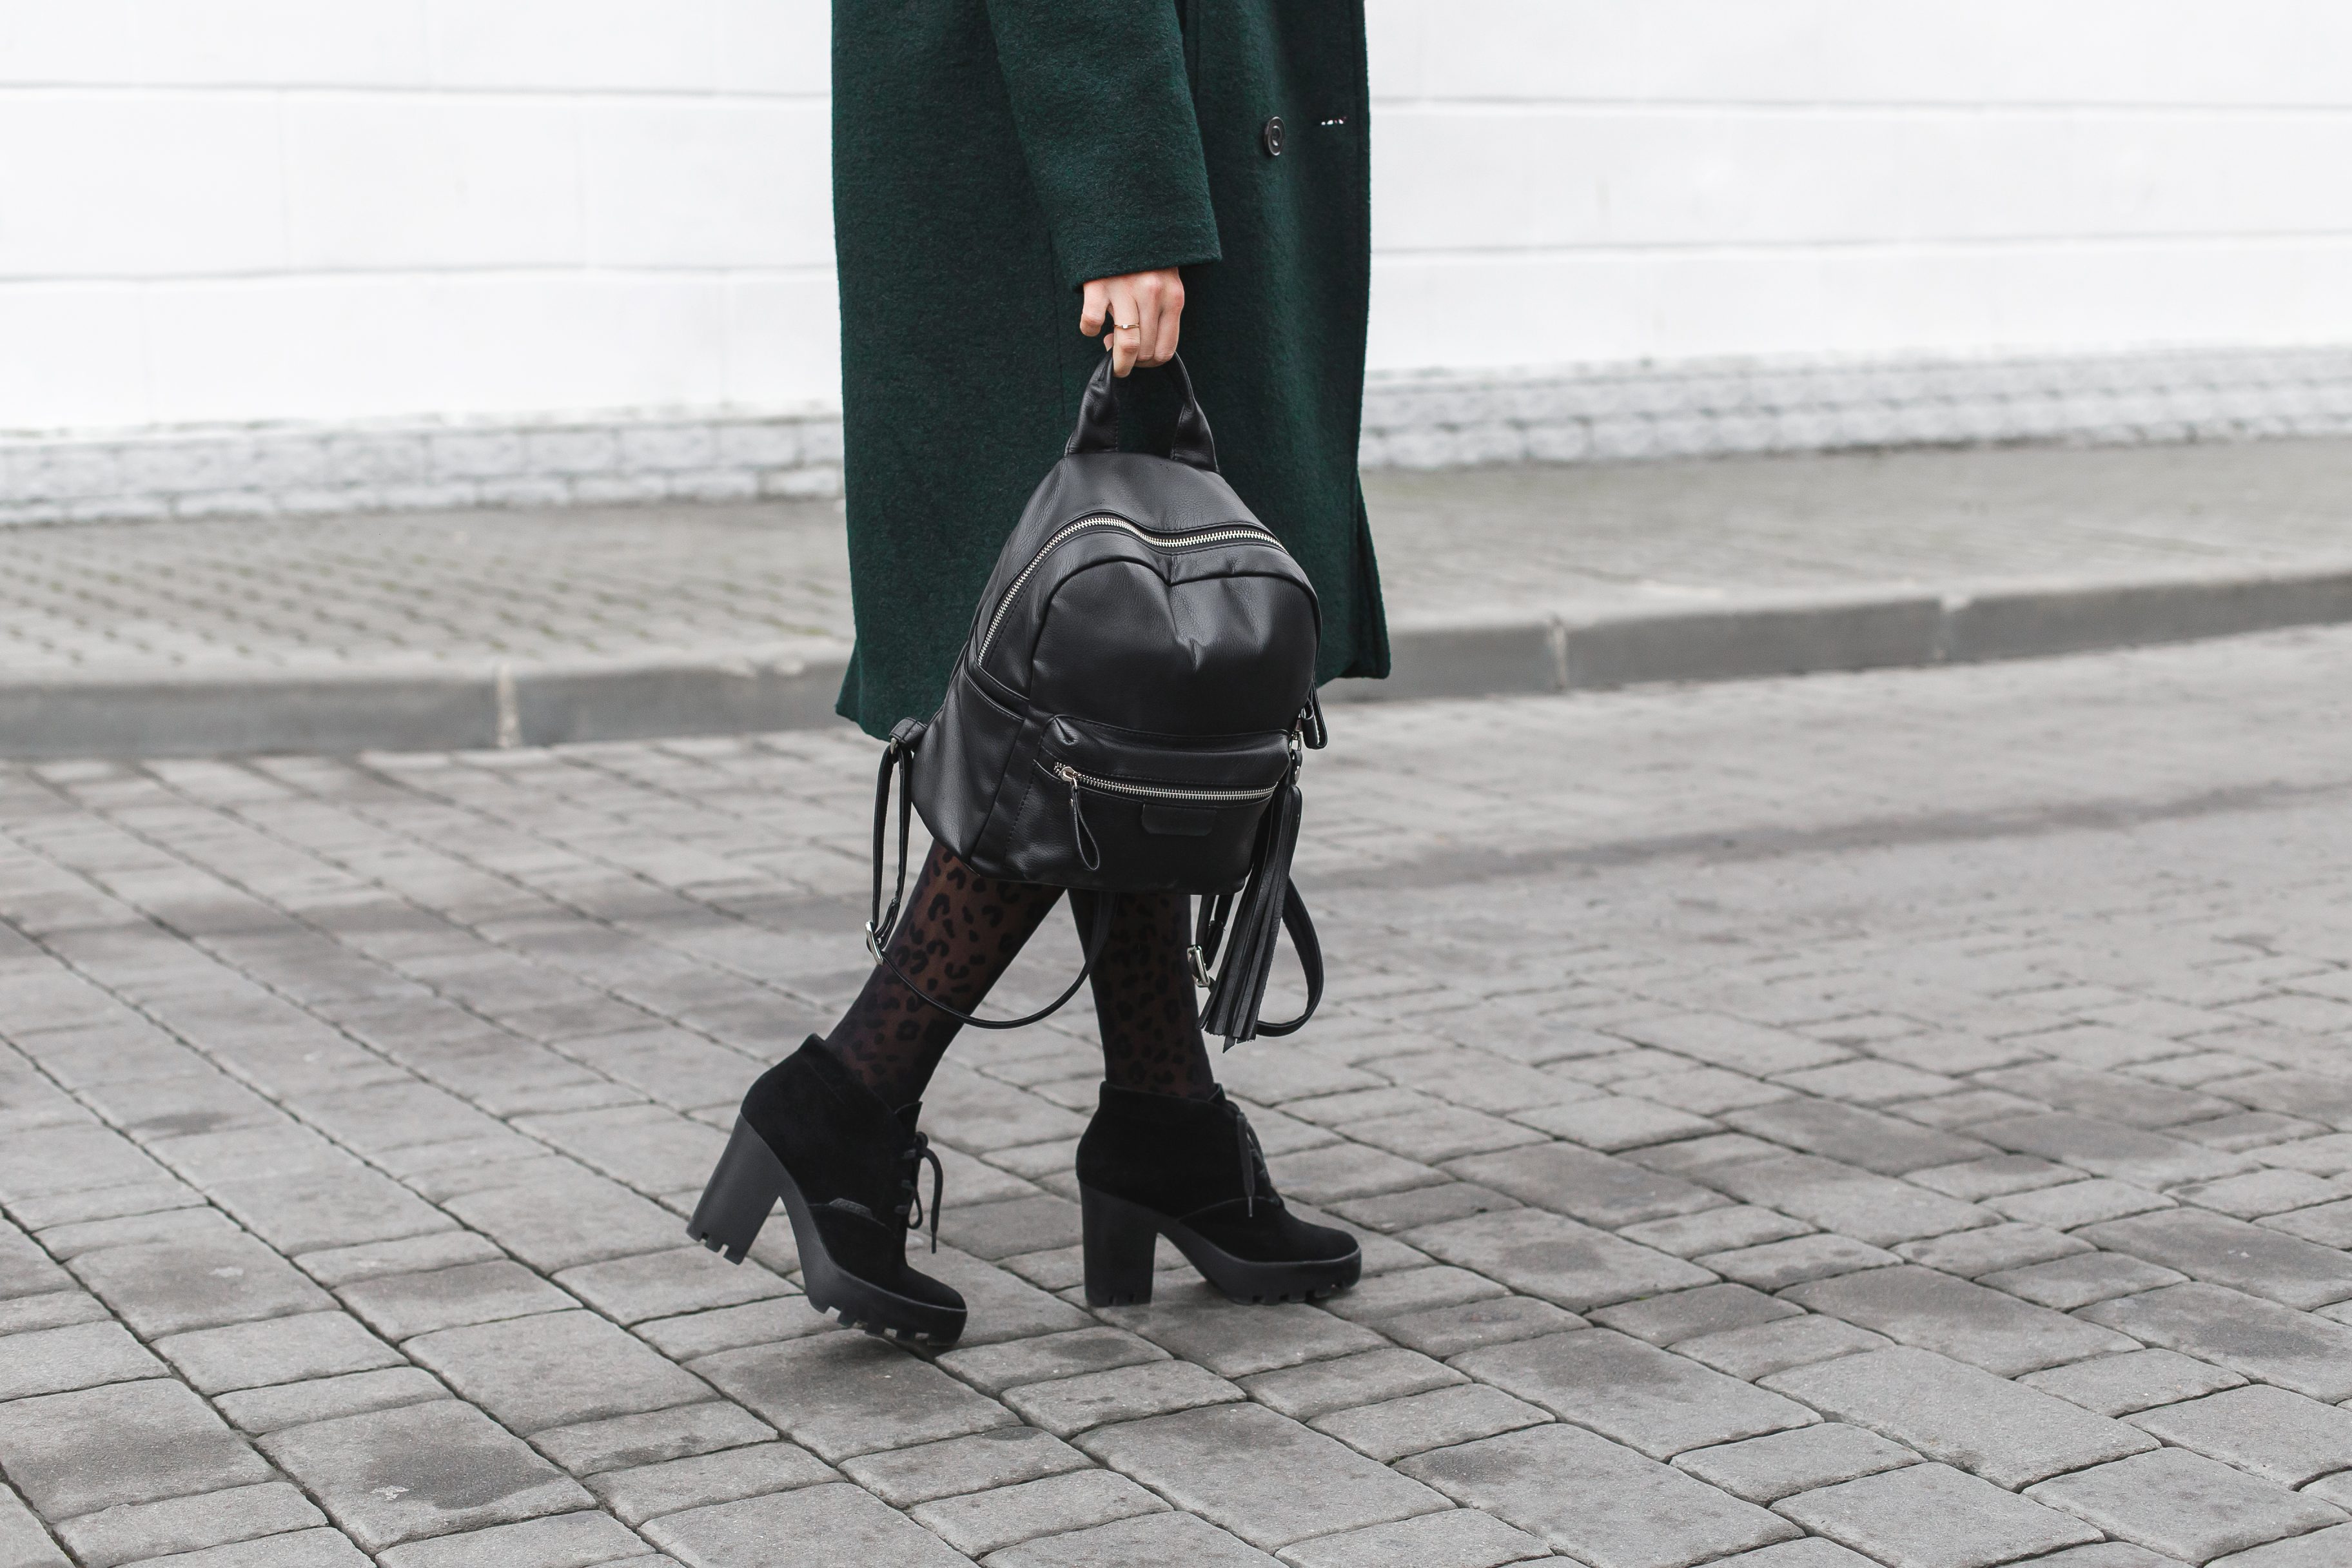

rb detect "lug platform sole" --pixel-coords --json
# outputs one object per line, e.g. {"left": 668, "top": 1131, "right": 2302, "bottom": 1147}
{"left": 687, "top": 1116, "right": 966, "bottom": 1346}
{"left": 1080, "top": 1182, "right": 1362, "bottom": 1308}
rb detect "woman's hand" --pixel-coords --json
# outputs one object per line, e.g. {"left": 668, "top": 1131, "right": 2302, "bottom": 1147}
{"left": 1081, "top": 268, "right": 1184, "bottom": 377}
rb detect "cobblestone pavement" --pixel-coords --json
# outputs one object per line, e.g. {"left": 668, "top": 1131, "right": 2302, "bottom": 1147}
{"left": 5, "top": 627, "right": 2352, "bottom": 1566}
{"left": 6, "top": 438, "right": 2351, "bottom": 674}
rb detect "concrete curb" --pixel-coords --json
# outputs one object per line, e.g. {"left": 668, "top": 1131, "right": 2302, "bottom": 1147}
{"left": 6, "top": 563, "right": 2352, "bottom": 758}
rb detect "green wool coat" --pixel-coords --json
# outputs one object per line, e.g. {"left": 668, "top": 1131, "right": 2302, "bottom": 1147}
{"left": 830, "top": 0, "right": 1390, "bottom": 738}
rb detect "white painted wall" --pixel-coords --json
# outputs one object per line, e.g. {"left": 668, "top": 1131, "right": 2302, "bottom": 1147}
{"left": 3, "top": 1, "right": 2348, "bottom": 434}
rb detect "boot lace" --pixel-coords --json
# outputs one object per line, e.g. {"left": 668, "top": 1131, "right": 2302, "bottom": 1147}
{"left": 897, "top": 1132, "right": 946, "bottom": 1252}
{"left": 1226, "top": 1101, "right": 1275, "bottom": 1219}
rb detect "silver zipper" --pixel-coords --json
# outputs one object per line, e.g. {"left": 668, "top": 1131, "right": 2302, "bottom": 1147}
{"left": 1050, "top": 761, "right": 1278, "bottom": 806}
{"left": 977, "top": 515, "right": 1286, "bottom": 665}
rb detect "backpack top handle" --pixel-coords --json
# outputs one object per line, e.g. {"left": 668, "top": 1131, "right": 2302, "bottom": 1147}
{"left": 1064, "top": 352, "right": 1220, "bottom": 473}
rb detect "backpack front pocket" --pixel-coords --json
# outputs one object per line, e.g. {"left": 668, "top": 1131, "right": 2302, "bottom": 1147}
{"left": 1033, "top": 717, "right": 1293, "bottom": 892}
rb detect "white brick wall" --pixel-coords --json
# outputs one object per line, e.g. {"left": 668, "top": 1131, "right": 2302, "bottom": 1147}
{"left": 2, "top": 1, "right": 2349, "bottom": 438}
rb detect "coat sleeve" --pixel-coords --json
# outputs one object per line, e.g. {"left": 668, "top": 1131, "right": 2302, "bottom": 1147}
{"left": 981, "top": 0, "right": 1222, "bottom": 291}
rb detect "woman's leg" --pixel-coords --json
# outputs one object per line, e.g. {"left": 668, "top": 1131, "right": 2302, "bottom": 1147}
{"left": 1069, "top": 890, "right": 1218, "bottom": 1099}
{"left": 822, "top": 841, "right": 1065, "bottom": 1108}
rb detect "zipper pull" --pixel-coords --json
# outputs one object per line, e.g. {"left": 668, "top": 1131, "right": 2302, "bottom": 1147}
{"left": 1057, "top": 764, "right": 1102, "bottom": 871}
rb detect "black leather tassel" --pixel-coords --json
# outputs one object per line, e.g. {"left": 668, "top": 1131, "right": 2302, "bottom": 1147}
{"left": 1202, "top": 776, "right": 1303, "bottom": 1046}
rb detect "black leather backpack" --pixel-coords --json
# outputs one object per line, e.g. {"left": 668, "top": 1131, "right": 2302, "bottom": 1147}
{"left": 867, "top": 354, "right": 1324, "bottom": 1045}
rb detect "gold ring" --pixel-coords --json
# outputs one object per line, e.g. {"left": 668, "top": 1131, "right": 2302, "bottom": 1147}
{"left": 1113, "top": 322, "right": 1139, "bottom": 331}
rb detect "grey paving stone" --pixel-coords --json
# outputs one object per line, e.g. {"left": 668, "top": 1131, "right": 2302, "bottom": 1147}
{"left": 1979, "top": 1063, "right": 2239, "bottom": 1129}
{"left": 0, "top": 1289, "right": 108, "bottom": 1337}
{"left": 937, "top": 1328, "right": 1168, "bottom": 1396}
{"left": 1773, "top": 1061, "right": 1961, "bottom": 1106}
{"left": 693, "top": 1333, "right": 1018, "bottom": 1461}
{"left": 336, "top": 1260, "right": 577, "bottom": 1342}
{"left": 0, "top": 1379, "right": 272, "bottom": 1518}
{"left": 1349, "top": 1104, "right": 1548, "bottom": 1164}
{"left": 1894, "top": 1221, "right": 2087, "bottom": 1279}
{"left": 553, "top": 1248, "right": 788, "bottom": 1326}
{"left": 1004, "top": 1360, "right": 1242, "bottom": 1437}
{"left": 634, "top": 1298, "right": 834, "bottom": 1362}
{"left": 1377, "top": 1296, "right": 1583, "bottom": 1360}
{"left": 2211, "top": 1524, "right": 2352, "bottom": 1566}
{"left": 2264, "top": 1199, "right": 2352, "bottom": 1249}
{"left": 1611, "top": 1014, "right": 1847, "bottom": 1077}
{"left": 912, "top": 1469, "right": 1166, "bottom": 1557}
{"left": 215, "top": 1367, "right": 451, "bottom": 1436}
{"left": 1261, "top": 1142, "right": 1446, "bottom": 1204}
{"left": 2128, "top": 1385, "right": 2352, "bottom": 1487}
{"left": 1776, "top": 1463, "right": 2100, "bottom": 1568}
{"left": 372, "top": 1509, "right": 648, "bottom": 1568}
{"left": 53, "top": 1482, "right": 322, "bottom": 1568}
{"left": 155, "top": 1310, "right": 402, "bottom": 1394}
{"left": 1514, "top": 1094, "right": 1720, "bottom": 1152}
{"left": 1992, "top": 1178, "right": 2177, "bottom": 1229}
{"left": 1457, "top": 1329, "right": 1816, "bottom": 1458}
{"left": 0, "top": 1319, "right": 164, "bottom": 1400}
{"left": 1763, "top": 1346, "right": 2155, "bottom": 1487}
{"left": 1674, "top": 1315, "right": 1894, "bottom": 1382}
{"left": 920, "top": 1246, "right": 1095, "bottom": 1348}
{"left": 643, "top": 1482, "right": 973, "bottom": 1568}
{"left": 2015, "top": 1547, "right": 2186, "bottom": 1568}
{"left": 440, "top": 1169, "right": 688, "bottom": 1274}
{"left": 260, "top": 1398, "right": 593, "bottom": 1551}
{"left": 2081, "top": 1209, "right": 2352, "bottom": 1311}
{"left": 2026, "top": 1447, "right": 2346, "bottom": 1563}
{"left": 1589, "top": 1282, "right": 1799, "bottom": 1345}
{"left": 1722, "top": 1100, "right": 1992, "bottom": 1175}
{"left": 1616, "top": 1066, "right": 1790, "bottom": 1115}
{"left": 0, "top": 1125, "right": 172, "bottom": 1206}
{"left": 1698, "top": 1236, "right": 1901, "bottom": 1289}
{"left": 1981, "top": 1251, "right": 2187, "bottom": 1311}
{"left": 37, "top": 1206, "right": 243, "bottom": 1262}
{"left": 295, "top": 1231, "right": 507, "bottom": 1288}
{"left": 204, "top": 1166, "right": 455, "bottom": 1257}
{"left": 1783, "top": 1264, "right": 2136, "bottom": 1375}
{"left": 2171, "top": 1169, "right": 2344, "bottom": 1220}
{"left": 1309, "top": 1383, "right": 1551, "bottom": 1462}
{"left": 121, "top": 1528, "right": 374, "bottom": 1565}
{"left": 981, "top": 1508, "right": 1279, "bottom": 1566}
{"left": 407, "top": 1309, "right": 710, "bottom": 1434}
{"left": 531, "top": 1402, "right": 779, "bottom": 1478}
{"left": 1404, "top": 1208, "right": 1714, "bottom": 1311}
{"left": 2019, "top": 1349, "right": 2247, "bottom": 1418}
{"left": 1973, "top": 1113, "right": 2251, "bottom": 1188}
{"left": 70, "top": 1234, "right": 334, "bottom": 1336}
{"left": 1273, "top": 1507, "right": 1547, "bottom": 1568}
{"left": 586, "top": 1442, "right": 833, "bottom": 1525}
{"left": 1324, "top": 1182, "right": 1519, "bottom": 1237}
{"left": 1672, "top": 1422, "right": 1923, "bottom": 1504}
{"left": 1237, "top": 1347, "right": 1464, "bottom": 1421}
{"left": 0, "top": 1485, "right": 66, "bottom": 1567}
{"left": 1702, "top": 1154, "right": 1994, "bottom": 1246}
{"left": 937, "top": 1196, "right": 1083, "bottom": 1263}
{"left": 1905, "top": 1155, "right": 2077, "bottom": 1202}
{"left": 1443, "top": 1142, "right": 1724, "bottom": 1227}
{"left": 838, "top": 1427, "right": 1092, "bottom": 1509}
{"left": 1616, "top": 1205, "right": 1813, "bottom": 1259}
{"left": 1317, "top": 1264, "right": 1506, "bottom": 1324}
{"left": 1400, "top": 1422, "right": 1800, "bottom": 1568}
{"left": 2083, "top": 1283, "right": 2352, "bottom": 1401}
{"left": 1097, "top": 1296, "right": 1386, "bottom": 1378}
{"left": 2258, "top": 1135, "right": 2352, "bottom": 1178}
{"left": 1077, "top": 1403, "right": 1446, "bottom": 1550}
{"left": 1698, "top": 1544, "right": 1881, "bottom": 1568}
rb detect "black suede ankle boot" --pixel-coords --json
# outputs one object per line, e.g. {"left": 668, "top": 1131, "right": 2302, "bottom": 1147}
{"left": 688, "top": 1037, "right": 966, "bottom": 1345}
{"left": 1075, "top": 1084, "right": 1361, "bottom": 1308}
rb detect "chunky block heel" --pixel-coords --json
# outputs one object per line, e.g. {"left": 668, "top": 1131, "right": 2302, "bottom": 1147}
{"left": 1082, "top": 1184, "right": 1162, "bottom": 1308}
{"left": 687, "top": 1117, "right": 785, "bottom": 1264}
